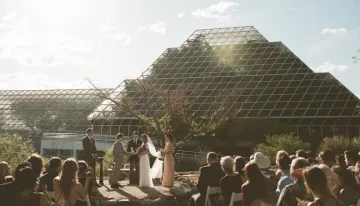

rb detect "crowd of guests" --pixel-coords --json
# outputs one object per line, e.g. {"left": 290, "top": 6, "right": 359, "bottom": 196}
{"left": 189, "top": 149, "right": 360, "bottom": 206}
{"left": 0, "top": 154, "right": 97, "bottom": 206}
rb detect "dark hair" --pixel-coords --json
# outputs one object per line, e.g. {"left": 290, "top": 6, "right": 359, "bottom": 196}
{"left": 279, "top": 155, "right": 291, "bottom": 170}
{"left": 27, "top": 154, "right": 43, "bottom": 178}
{"left": 14, "top": 162, "right": 31, "bottom": 179}
{"left": 165, "top": 133, "right": 174, "bottom": 143}
{"left": 332, "top": 166, "right": 360, "bottom": 191}
{"left": 16, "top": 166, "right": 37, "bottom": 190}
{"left": 116, "top": 133, "right": 124, "bottom": 139}
{"left": 303, "top": 166, "right": 332, "bottom": 198}
{"left": 244, "top": 162, "right": 267, "bottom": 196}
{"left": 319, "top": 149, "right": 336, "bottom": 164}
{"left": 78, "top": 160, "right": 88, "bottom": 174}
{"left": 141, "top": 134, "right": 148, "bottom": 143}
{"left": 49, "top": 157, "right": 62, "bottom": 170}
{"left": 207, "top": 152, "right": 217, "bottom": 160}
{"left": 234, "top": 156, "right": 246, "bottom": 175}
{"left": 86, "top": 128, "right": 93, "bottom": 135}
{"left": 345, "top": 150, "right": 358, "bottom": 163}
{"left": 336, "top": 155, "right": 346, "bottom": 168}
{"left": 296, "top": 150, "right": 307, "bottom": 158}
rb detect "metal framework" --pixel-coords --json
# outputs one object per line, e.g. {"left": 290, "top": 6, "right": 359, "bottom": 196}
{"left": 1, "top": 26, "right": 360, "bottom": 152}
{"left": 89, "top": 26, "right": 360, "bottom": 138}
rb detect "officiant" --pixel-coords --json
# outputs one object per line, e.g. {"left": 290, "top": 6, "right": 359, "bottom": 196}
{"left": 127, "top": 131, "right": 142, "bottom": 185}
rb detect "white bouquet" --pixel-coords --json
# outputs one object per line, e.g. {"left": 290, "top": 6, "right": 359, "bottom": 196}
{"left": 156, "top": 150, "right": 163, "bottom": 159}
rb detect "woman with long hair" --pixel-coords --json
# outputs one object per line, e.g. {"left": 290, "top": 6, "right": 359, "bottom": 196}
{"left": 241, "top": 162, "right": 268, "bottom": 206}
{"left": 301, "top": 166, "right": 339, "bottom": 206}
{"left": 54, "top": 158, "right": 92, "bottom": 206}
{"left": 162, "top": 133, "right": 175, "bottom": 187}
{"left": 332, "top": 166, "right": 360, "bottom": 205}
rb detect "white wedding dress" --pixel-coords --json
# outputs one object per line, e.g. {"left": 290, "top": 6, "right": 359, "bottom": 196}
{"left": 139, "top": 143, "right": 154, "bottom": 188}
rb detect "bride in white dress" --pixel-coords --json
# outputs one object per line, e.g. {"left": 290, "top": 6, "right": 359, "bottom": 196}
{"left": 137, "top": 134, "right": 156, "bottom": 188}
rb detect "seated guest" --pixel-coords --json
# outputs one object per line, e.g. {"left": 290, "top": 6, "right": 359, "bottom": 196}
{"left": 78, "top": 161, "right": 95, "bottom": 195}
{"left": 296, "top": 150, "right": 307, "bottom": 158}
{"left": 344, "top": 150, "right": 358, "bottom": 170}
{"left": 217, "top": 156, "right": 242, "bottom": 206}
{"left": 28, "top": 153, "right": 44, "bottom": 190}
{"left": 318, "top": 149, "right": 336, "bottom": 168}
{"left": 54, "top": 158, "right": 92, "bottom": 206}
{"left": 277, "top": 157, "right": 310, "bottom": 206}
{"left": 332, "top": 166, "right": 360, "bottom": 205}
{"left": 275, "top": 151, "right": 289, "bottom": 183}
{"left": 276, "top": 155, "right": 293, "bottom": 196}
{"left": 301, "top": 166, "right": 340, "bottom": 206}
{"left": 39, "top": 157, "right": 62, "bottom": 202}
{"left": 234, "top": 156, "right": 247, "bottom": 183}
{"left": 188, "top": 152, "right": 225, "bottom": 206}
{"left": 252, "top": 152, "right": 276, "bottom": 189}
{"left": 0, "top": 161, "right": 10, "bottom": 184}
{"left": 0, "top": 162, "right": 30, "bottom": 203}
{"left": 16, "top": 166, "right": 52, "bottom": 206}
{"left": 242, "top": 162, "right": 270, "bottom": 206}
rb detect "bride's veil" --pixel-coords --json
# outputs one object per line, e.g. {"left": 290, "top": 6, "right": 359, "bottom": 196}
{"left": 147, "top": 135, "right": 163, "bottom": 179}
{"left": 146, "top": 135, "right": 157, "bottom": 157}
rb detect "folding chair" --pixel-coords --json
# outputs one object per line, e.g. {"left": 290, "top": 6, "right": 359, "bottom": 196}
{"left": 229, "top": 192, "right": 242, "bottom": 206}
{"left": 204, "top": 186, "right": 221, "bottom": 206}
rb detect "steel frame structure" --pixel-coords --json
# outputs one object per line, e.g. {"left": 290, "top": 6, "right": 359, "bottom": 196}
{"left": 1, "top": 26, "right": 359, "bottom": 152}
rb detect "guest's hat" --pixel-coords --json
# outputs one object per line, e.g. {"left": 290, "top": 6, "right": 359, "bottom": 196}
{"left": 252, "top": 152, "right": 271, "bottom": 169}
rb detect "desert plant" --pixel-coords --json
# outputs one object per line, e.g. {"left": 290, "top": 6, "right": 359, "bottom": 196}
{"left": 0, "top": 133, "right": 35, "bottom": 173}
{"left": 254, "top": 133, "right": 311, "bottom": 161}
{"left": 319, "top": 136, "right": 360, "bottom": 154}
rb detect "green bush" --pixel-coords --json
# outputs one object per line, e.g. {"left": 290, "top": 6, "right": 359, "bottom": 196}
{"left": 254, "top": 133, "right": 311, "bottom": 161}
{"left": 175, "top": 158, "right": 200, "bottom": 172}
{"left": 319, "top": 136, "right": 360, "bottom": 154}
{"left": 0, "top": 133, "right": 35, "bottom": 173}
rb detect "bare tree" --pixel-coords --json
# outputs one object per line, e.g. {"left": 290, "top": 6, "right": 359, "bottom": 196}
{"left": 88, "top": 78, "right": 241, "bottom": 141}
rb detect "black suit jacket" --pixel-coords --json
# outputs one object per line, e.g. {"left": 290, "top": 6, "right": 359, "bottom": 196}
{"left": 126, "top": 139, "right": 143, "bottom": 152}
{"left": 197, "top": 162, "right": 225, "bottom": 195}
{"left": 127, "top": 139, "right": 143, "bottom": 161}
{"left": 82, "top": 136, "right": 96, "bottom": 160}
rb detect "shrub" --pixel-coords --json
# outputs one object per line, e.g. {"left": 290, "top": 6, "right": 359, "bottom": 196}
{"left": 175, "top": 158, "right": 200, "bottom": 172}
{"left": 254, "top": 133, "right": 311, "bottom": 161}
{"left": 0, "top": 133, "right": 35, "bottom": 173}
{"left": 319, "top": 136, "right": 360, "bottom": 154}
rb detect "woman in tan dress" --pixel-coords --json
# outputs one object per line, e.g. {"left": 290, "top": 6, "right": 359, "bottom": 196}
{"left": 162, "top": 133, "right": 175, "bottom": 187}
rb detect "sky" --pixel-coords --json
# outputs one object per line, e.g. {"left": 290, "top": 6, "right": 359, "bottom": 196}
{"left": 0, "top": 0, "right": 359, "bottom": 96}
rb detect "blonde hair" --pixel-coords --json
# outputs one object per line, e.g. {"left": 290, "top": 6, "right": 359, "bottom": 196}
{"left": 221, "top": 156, "right": 234, "bottom": 174}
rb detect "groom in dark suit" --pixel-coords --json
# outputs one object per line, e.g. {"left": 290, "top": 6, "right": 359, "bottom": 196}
{"left": 127, "top": 131, "right": 142, "bottom": 185}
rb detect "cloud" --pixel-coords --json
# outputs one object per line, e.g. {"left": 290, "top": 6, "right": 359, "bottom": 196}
{"left": 191, "top": 1, "right": 239, "bottom": 21}
{"left": 137, "top": 26, "right": 147, "bottom": 31}
{"left": 0, "top": 13, "right": 94, "bottom": 67}
{"left": 178, "top": 12, "right": 186, "bottom": 18}
{"left": 148, "top": 23, "right": 166, "bottom": 34}
{"left": 312, "top": 61, "right": 349, "bottom": 73}
{"left": 0, "top": 72, "right": 103, "bottom": 90}
{"left": 321, "top": 28, "right": 347, "bottom": 35}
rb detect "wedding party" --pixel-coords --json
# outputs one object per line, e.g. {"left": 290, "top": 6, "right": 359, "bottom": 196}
{"left": 110, "top": 131, "right": 175, "bottom": 189}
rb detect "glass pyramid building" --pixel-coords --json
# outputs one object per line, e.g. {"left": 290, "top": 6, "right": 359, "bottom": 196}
{"left": 1, "top": 26, "right": 359, "bottom": 152}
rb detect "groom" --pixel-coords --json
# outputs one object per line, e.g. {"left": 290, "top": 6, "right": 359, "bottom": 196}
{"left": 127, "top": 131, "right": 142, "bottom": 185}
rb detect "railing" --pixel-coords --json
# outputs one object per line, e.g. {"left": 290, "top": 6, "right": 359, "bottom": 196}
{"left": 175, "top": 150, "right": 207, "bottom": 160}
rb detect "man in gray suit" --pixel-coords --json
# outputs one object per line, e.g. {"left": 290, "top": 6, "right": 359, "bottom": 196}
{"left": 111, "top": 133, "right": 126, "bottom": 188}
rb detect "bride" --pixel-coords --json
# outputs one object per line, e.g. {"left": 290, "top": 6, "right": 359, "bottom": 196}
{"left": 137, "top": 134, "right": 156, "bottom": 188}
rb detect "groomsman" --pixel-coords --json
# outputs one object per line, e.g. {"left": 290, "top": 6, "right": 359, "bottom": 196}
{"left": 127, "top": 131, "right": 142, "bottom": 185}
{"left": 82, "top": 128, "right": 101, "bottom": 187}
{"left": 111, "top": 133, "right": 126, "bottom": 188}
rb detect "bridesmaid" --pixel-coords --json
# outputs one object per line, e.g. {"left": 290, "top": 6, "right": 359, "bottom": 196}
{"left": 162, "top": 133, "right": 175, "bottom": 187}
